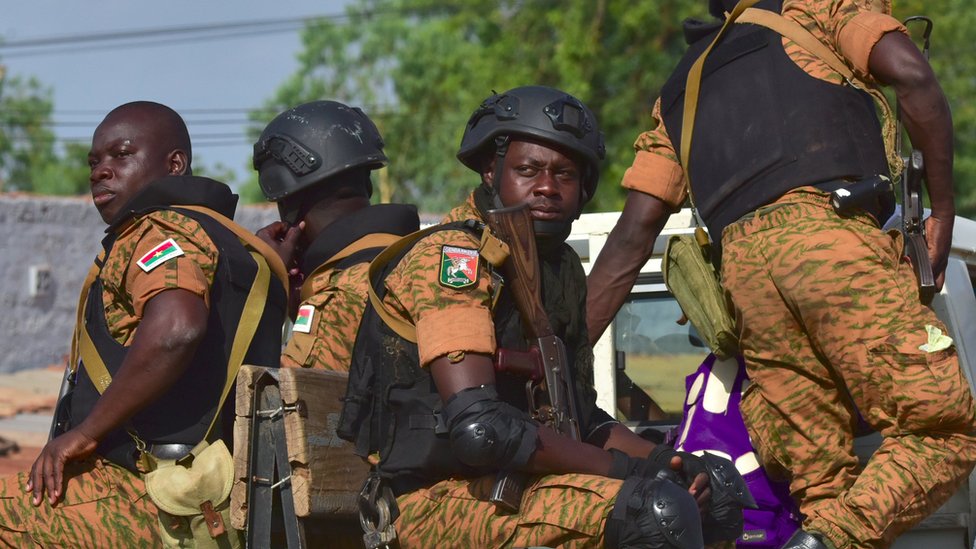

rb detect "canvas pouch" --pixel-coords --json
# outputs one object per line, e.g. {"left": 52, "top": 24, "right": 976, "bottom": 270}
{"left": 144, "top": 439, "right": 241, "bottom": 549}
{"left": 662, "top": 233, "right": 739, "bottom": 359}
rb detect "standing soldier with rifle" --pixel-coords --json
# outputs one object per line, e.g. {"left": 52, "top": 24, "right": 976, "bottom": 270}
{"left": 586, "top": 1, "right": 976, "bottom": 547}
{"left": 338, "top": 86, "right": 754, "bottom": 549}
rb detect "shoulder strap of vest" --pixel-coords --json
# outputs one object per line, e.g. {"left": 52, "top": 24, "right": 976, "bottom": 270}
{"left": 173, "top": 204, "right": 290, "bottom": 297}
{"left": 69, "top": 255, "right": 105, "bottom": 377}
{"left": 300, "top": 232, "right": 404, "bottom": 303}
{"left": 734, "top": 7, "right": 900, "bottom": 177}
{"left": 365, "top": 220, "right": 508, "bottom": 343}
{"left": 681, "top": 0, "right": 760, "bottom": 204}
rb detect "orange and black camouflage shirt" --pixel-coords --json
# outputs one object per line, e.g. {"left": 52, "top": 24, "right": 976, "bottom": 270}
{"left": 624, "top": 0, "right": 907, "bottom": 207}
{"left": 281, "top": 259, "right": 371, "bottom": 371}
{"left": 382, "top": 193, "right": 498, "bottom": 367}
{"left": 95, "top": 210, "right": 217, "bottom": 345}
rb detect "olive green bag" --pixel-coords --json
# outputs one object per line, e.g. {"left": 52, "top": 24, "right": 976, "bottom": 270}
{"left": 660, "top": 1, "right": 761, "bottom": 360}
{"left": 662, "top": 231, "right": 738, "bottom": 360}
{"left": 144, "top": 440, "right": 241, "bottom": 549}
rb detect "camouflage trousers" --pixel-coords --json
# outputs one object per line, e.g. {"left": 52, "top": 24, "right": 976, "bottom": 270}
{"left": 0, "top": 455, "right": 161, "bottom": 548}
{"left": 395, "top": 473, "right": 621, "bottom": 549}
{"left": 721, "top": 188, "right": 976, "bottom": 549}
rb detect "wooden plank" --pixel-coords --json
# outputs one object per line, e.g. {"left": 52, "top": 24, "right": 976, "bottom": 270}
{"left": 230, "top": 364, "right": 272, "bottom": 530}
{"left": 278, "top": 368, "right": 369, "bottom": 518}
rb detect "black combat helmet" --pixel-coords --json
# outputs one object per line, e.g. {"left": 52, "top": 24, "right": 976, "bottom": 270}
{"left": 253, "top": 100, "right": 387, "bottom": 203}
{"left": 457, "top": 85, "right": 605, "bottom": 208}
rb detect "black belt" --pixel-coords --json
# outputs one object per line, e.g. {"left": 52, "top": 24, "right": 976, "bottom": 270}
{"left": 148, "top": 443, "right": 195, "bottom": 461}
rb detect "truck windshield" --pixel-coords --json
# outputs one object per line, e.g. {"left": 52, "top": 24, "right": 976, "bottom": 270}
{"left": 614, "top": 293, "right": 711, "bottom": 422}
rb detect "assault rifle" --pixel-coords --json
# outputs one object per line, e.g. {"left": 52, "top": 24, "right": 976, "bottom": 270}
{"left": 898, "top": 15, "right": 937, "bottom": 305}
{"left": 487, "top": 203, "right": 581, "bottom": 440}
{"left": 484, "top": 203, "right": 582, "bottom": 513}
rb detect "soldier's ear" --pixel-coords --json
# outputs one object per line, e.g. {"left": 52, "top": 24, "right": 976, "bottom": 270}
{"left": 481, "top": 158, "right": 495, "bottom": 189}
{"left": 168, "top": 149, "right": 189, "bottom": 176}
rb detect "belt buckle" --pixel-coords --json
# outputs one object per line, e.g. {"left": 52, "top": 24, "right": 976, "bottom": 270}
{"left": 149, "top": 443, "right": 194, "bottom": 461}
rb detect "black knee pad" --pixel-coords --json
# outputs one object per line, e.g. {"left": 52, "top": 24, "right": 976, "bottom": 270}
{"left": 443, "top": 385, "right": 538, "bottom": 469}
{"left": 604, "top": 474, "right": 704, "bottom": 549}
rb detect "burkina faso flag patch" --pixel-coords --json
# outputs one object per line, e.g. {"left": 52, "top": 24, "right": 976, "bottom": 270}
{"left": 293, "top": 304, "right": 315, "bottom": 334}
{"left": 136, "top": 238, "right": 184, "bottom": 272}
{"left": 439, "top": 245, "right": 479, "bottom": 289}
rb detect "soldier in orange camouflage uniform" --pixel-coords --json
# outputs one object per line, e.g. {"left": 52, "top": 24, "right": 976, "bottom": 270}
{"left": 339, "top": 86, "right": 758, "bottom": 549}
{"left": 0, "top": 102, "right": 286, "bottom": 547}
{"left": 253, "top": 100, "right": 419, "bottom": 372}
{"left": 586, "top": 1, "right": 976, "bottom": 547}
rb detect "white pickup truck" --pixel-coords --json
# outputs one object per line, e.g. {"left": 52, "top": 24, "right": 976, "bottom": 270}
{"left": 569, "top": 209, "right": 976, "bottom": 549}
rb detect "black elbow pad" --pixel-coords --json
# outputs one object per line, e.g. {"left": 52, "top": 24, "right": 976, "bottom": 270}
{"left": 442, "top": 385, "right": 538, "bottom": 470}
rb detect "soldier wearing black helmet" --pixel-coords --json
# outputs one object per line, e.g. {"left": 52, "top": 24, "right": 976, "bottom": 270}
{"left": 252, "top": 100, "right": 420, "bottom": 371}
{"left": 336, "top": 86, "right": 749, "bottom": 549}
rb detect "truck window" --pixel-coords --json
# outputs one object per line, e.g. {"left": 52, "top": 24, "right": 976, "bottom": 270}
{"left": 613, "top": 293, "right": 711, "bottom": 422}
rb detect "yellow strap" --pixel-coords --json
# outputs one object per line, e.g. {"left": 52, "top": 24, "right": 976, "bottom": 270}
{"left": 300, "top": 233, "right": 403, "bottom": 302}
{"left": 680, "top": 0, "right": 760, "bottom": 199}
{"left": 69, "top": 258, "right": 103, "bottom": 376}
{"left": 737, "top": 8, "right": 853, "bottom": 80}
{"left": 203, "top": 250, "right": 270, "bottom": 440}
{"left": 174, "top": 204, "right": 290, "bottom": 298}
{"left": 78, "top": 322, "right": 113, "bottom": 393}
{"left": 365, "top": 226, "right": 447, "bottom": 343}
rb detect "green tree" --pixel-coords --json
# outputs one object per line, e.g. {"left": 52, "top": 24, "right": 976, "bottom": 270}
{"left": 893, "top": 0, "right": 976, "bottom": 216}
{"left": 259, "top": 0, "right": 976, "bottom": 215}
{"left": 0, "top": 68, "right": 88, "bottom": 195}
{"left": 254, "top": 0, "right": 709, "bottom": 213}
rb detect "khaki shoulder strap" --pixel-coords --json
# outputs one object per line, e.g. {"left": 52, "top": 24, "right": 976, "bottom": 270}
{"left": 300, "top": 232, "right": 404, "bottom": 302}
{"left": 173, "top": 204, "right": 290, "bottom": 296}
{"left": 365, "top": 222, "right": 508, "bottom": 344}
{"left": 736, "top": 7, "right": 900, "bottom": 175}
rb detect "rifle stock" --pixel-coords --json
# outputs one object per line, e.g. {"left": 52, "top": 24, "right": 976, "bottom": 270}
{"left": 486, "top": 203, "right": 581, "bottom": 441}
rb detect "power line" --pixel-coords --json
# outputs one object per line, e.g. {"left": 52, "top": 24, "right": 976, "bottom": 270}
{"left": 0, "top": 7, "right": 418, "bottom": 58}
{"left": 0, "top": 16, "right": 321, "bottom": 49}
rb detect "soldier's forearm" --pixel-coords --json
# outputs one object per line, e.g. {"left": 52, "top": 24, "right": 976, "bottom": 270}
{"left": 586, "top": 191, "right": 671, "bottom": 343}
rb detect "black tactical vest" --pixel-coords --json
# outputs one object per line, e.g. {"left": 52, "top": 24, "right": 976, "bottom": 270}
{"left": 337, "top": 222, "right": 611, "bottom": 494}
{"left": 300, "top": 203, "right": 420, "bottom": 276}
{"left": 68, "top": 177, "right": 286, "bottom": 473}
{"left": 659, "top": 0, "right": 890, "bottom": 241}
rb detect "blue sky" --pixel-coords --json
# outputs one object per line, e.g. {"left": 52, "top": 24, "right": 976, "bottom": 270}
{"left": 2, "top": 0, "right": 350, "bottom": 187}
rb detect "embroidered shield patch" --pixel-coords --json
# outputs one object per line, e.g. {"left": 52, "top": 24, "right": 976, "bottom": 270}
{"left": 136, "top": 238, "right": 185, "bottom": 272}
{"left": 293, "top": 304, "right": 315, "bottom": 334}
{"left": 439, "top": 246, "right": 479, "bottom": 289}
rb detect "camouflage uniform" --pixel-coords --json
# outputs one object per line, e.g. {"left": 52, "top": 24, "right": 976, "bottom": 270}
{"left": 281, "top": 260, "right": 371, "bottom": 371}
{"left": 0, "top": 208, "right": 223, "bottom": 547}
{"left": 281, "top": 204, "right": 419, "bottom": 371}
{"left": 380, "top": 193, "right": 621, "bottom": 548}
{"left": 622, "top": 1, "right": 976, "bottom": 547}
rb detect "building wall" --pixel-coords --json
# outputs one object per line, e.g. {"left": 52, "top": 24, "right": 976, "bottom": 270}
{"left": 0, "top": 195, "right": 278, "bottom": 374}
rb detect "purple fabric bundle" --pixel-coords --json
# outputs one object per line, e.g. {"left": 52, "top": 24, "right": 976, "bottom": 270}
{"left": 669, "top": 354, "right": 801, "bottom": 547}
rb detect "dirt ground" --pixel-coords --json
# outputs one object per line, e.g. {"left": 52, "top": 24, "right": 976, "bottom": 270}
{"left": 0, "top": 367, "right": 62, "bottom": 476}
